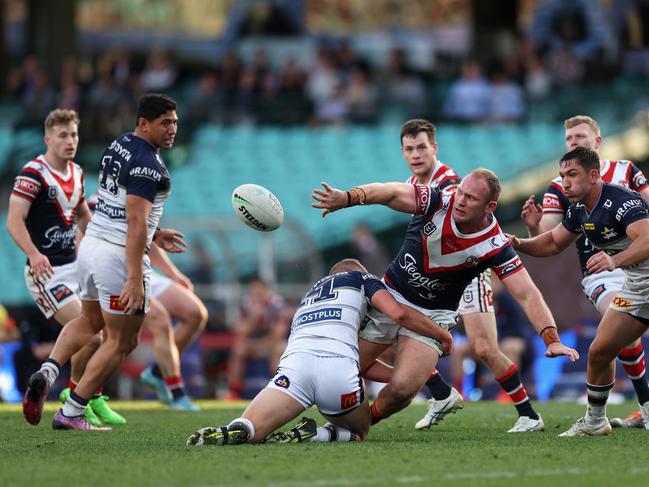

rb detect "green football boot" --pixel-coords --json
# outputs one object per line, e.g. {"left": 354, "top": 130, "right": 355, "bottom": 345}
{"left": 89, "top": 395, "right": 127, "bottom": 425}
{"left": 264, "top": 417, "right": 317, "bottom": 443}
{"left": 59, "top": 387, "right": 103, "bottom": 427}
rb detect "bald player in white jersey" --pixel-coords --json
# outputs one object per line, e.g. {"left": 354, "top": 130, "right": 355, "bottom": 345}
{"left": 187, "top": 259, "right": 453, "bottom": 446}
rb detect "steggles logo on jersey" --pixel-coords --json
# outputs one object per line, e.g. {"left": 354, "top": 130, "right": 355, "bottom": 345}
{"left": 274, "top": 375, "right": 290, "bottom": 388}
{"left": 41, "top": 225, "right": 76, "bottom": 249}
{"left": 399, "top": 253, "right": 448, "bottom": 292}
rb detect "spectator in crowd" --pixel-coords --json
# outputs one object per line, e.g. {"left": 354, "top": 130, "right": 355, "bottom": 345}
{"left": 141, "top": 50, "right": 178, "bottom": 92}
{"left": 226, "top": 279, "right": 292, "bottom": 400}
{"left": 486, "top": 70, "right": 526, "bottom": 122}
{"left": 380, "top": 49, "right": 427, "bottom": 119}
{"left": 443, "top": 61, "right": 490, "bottom": 122}
{"left": 349, "top": 223, "right": 390, "bottom": 277}
{"left": 346, "top": 67, "right": 378, "bottom": 124}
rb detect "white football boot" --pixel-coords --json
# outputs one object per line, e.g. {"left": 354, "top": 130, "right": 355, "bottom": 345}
{"left": 558, "top": 417, "right": 612, "bottom": 437}
{"left": 415, "top": 387, "right": 464, "bottom": 430}
{"left": 641, "top": 401, "right": 649, "bottom": 430}
{"left": 507, "top": 414, "right": 544, "bottom": 432}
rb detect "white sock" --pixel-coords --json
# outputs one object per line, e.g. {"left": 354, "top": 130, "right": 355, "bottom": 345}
{"left": 62, "top": 396, "right": 86, "bottom": 418}
{"left": 586, "top": 381, "right": 614, "bottom": 423}
{"left": 229, "top": 417, "right": 255, "bottom": 442}
{"left": 40, "top": 361, "right": 60, "bottom": 388}
{"left": 308, "top": 423, "right": 356, "bottom": 442}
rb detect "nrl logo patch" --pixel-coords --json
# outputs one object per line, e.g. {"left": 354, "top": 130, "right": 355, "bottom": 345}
{"left": 48, "top": 187, "right": 58, "bottom": 199}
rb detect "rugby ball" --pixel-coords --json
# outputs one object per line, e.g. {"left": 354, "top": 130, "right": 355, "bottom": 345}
{"left": 232, "top": 184, "right": 284, "bottom": 232}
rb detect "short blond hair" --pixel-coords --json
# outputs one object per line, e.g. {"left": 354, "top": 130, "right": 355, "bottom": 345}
{"left": 328, "top": 258, "right": 368, "bottom": 275}
{"left": 468, "top": 168, "right": 501, "bottom": 202}
{"left": 44, "top": 109, "right": 79, "bottom": 132}
{"left": 564, "top": 115, "right": 600, "bottom": 137}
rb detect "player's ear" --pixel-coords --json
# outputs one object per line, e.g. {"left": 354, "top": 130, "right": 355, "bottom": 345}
{"left": 485, "top": 200, "right": 497, "bottom": 214}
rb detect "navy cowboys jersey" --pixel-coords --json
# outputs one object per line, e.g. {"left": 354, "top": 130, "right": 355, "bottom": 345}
{"left": 283, "top": 271, "right": 386, "bottom": 361}
{"left": 384, "top": 185, "right": 523, "bottom": 311}
{"left": 12, "top": 155, "right": 85, "bottom": 266}
{"left": 563, "top": 183, "right": 649, "bottom": 286}
{"left": 544, "top": 160, "right": 649, "bottom": 275}
{"left": 86, "top": 133, "right": 171, "bottom": 247}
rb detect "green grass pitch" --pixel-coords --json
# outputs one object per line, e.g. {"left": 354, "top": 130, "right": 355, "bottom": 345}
{"left": 1, "top": 400, "right": 648, "bottom": 487}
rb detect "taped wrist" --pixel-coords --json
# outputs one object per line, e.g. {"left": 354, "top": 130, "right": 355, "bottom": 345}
{"left": 539, "top": 326, "right": 560, "bottom": 346}
{"left": 347, "top": 187, "right": 366, "bottom": 207}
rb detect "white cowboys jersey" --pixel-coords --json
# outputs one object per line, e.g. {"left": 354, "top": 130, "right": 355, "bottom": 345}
{"left": 282, "top": 271, "right": 386, "bottom": 361}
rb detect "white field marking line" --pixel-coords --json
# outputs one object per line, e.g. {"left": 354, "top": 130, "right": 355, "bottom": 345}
{"left": 197, "top": 466, "right": 649, "bottom": 487}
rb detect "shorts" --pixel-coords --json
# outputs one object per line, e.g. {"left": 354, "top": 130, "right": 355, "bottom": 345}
{"left": 266, "top": 352, "right": 364, "bottom": 416}
{"left": 458, "top": 269, "right": 494, "bottom": 315}
{"left": 359, "top": 283, "right": 459, "bottom": 357}
{"left": 77, "top": 236, "right": 151, "bottom": 315}
{"left": 581, "top": 269, "right": 626, "bottom": 307}
{"left": 609, "top": 282, "right": 649, "bottom": 323}
{"left": 150, "top": 272, "right": 173, "bottom": 299}
{"left": 24, "top": 261, "right": 79, "bottom": 319}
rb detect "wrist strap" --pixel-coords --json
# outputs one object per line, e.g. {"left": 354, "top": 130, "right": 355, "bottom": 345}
{"left": 539, "top": 326, "right": 560, "bottom": 346}
{"left": 347, "top": 187, "right": 366, "bottom": 207}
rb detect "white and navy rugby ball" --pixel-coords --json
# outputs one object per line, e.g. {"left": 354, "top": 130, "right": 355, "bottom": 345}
{"left": 231, "top": 184, "right": 284, "bottom": 232}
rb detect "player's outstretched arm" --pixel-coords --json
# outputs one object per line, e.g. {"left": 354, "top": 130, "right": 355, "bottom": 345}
{"left": 311, "top": 182, "right": 417, "bottom": 217}
{"left": 500, "top": 268, "right": 579, "bottom": 362}
{"left": 370, "top": 289, "right": 453, "bottom": 356}
{"left": 509, "top": 223, "right": 577, "bottom": 257}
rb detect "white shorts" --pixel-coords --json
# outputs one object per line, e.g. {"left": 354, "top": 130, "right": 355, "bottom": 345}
{"left": 609, "top": 282, "right": 649, "bottom": 323}
{"left": 267, "top": 352, "right": 363, "bottom": 416}
{"left": 77, "top": 236, "right": 151, "bottom": 315}
{"left": 150, "top": 272, "right": 173, "bottom": 299}
{"left": 24, "top": 261, "right": 79, "bottom": 319}
{"left": 457, "top": 269, "right": 494, "bottom": 315}
{"left": 581, "top": 268, "right": 626, "bottom": 307}
{"left": 359, "top": 284, "right": 459, "bottom": 357}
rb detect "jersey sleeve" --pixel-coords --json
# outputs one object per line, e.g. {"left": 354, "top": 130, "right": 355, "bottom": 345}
{"left": 488, "top": 246, "right": 524, "bottom": 280}
{"left": 413, "top": 185, "right": 442, "bottom": 217}
{"left": 561, "top": 206, "right": 583, "bottom": 234}
{"left": 12, "top": 166, "right": 43, "bottom": 202}
{"left": 360, "top": 272, "right": 387, "bottom": 300}
{"left": 542, "top": 181, "right": 568, "bottom": 215}
{"left": 126, "top": 157, "right": 161, "bottom": 202}
{"left": 629, "top": 164, "right": 649, "bottom": 192}
{"left": 615, "top": 195, "right": 649, "bottom": 229}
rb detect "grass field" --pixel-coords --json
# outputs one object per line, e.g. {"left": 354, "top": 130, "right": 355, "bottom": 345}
{"left": 1, "top": 400, "right": 648, "bottom": 487}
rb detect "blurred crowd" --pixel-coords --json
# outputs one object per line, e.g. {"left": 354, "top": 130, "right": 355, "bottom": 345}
{"left": 4, "top": 0, "right": 649, "bottom": 141}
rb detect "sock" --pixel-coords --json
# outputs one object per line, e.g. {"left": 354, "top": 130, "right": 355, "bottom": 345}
{"left": 62, "top": 390, "right": 88, "bottom": 417}
{"left": 228, "top": 417, "right": 255, "bottom": 442}
{"left": 151, "top": 364, "right": 163, "bottom": 379}
{"left": 370, "top": 402, "right": 383, "bottom": 425}
{"left": 586, "top": 381, "right": 614, "bottom": 423}
{"left": 93, "top": 387, "right": 104, "bottom": 399}
{"left": 495, "top": 364, "right": 538, "bottom": 420}
{"left": 618, "top": 343, "right": 649, "bottom": 404}
{"left": 165, "top": 376, "right": 187, "bottom": 400}
{"left": 425, "top": 370, "right": 452, "bottom": 400}
{"left": 229, "top": 380, "right": 243, "bottom": 397}
{"left": 69, "top": 380, "right": 77, "bottom": 392}
{"left": 308, "top": 423, "right": 359, "bottom": 442}
{"left": 40, "top": 358, "right": 61, "bottom": 388}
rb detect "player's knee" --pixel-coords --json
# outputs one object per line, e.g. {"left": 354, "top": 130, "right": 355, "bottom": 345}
{"left": 472, "top": 340, "right": 497, "bottom": 363}
{"left": 187, "top": 302, "right": 208, "bottom": 330}
{"left": 86, "top": 333, "right": 102, "bottom": 353}
{"left": 588, "top": 340, "right": 616, "bottom": 365}
{"left": 388, "top": 377, "right": 419, "bottom": 403}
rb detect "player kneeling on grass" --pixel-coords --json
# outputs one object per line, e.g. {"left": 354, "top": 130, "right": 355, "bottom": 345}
{"left": 187, "top": 258, "right": 452, "bottom": 446}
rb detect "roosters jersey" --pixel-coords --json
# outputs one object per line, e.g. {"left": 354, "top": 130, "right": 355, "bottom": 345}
{"left": 86, "top": 133, "right": 171, "bottom": 248}
{"left": 405, "top": 160, "right": 462, "bottom": 190}
{"left": 283, "top": 271, "right": 386, "bottom": 360}
{"left": 543, "top": 159, "right": 649, "bottom": 275}
{"left": 563, "top": 183, "right": 649, "bottom": 287}
{"left": 11, "top": 155, "right": 85, "bottom": 266}
{"left": 384, "top": 186, "right": 523, "bottom": 311}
